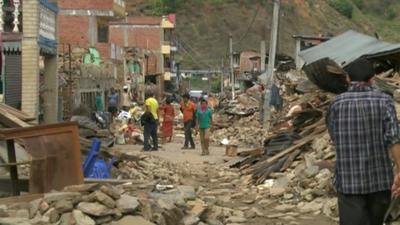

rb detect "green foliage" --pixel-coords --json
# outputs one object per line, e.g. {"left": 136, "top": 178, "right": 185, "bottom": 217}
{"left": 208, "top": 0, "right": 225, "bottom": 5}
{"left": 351, "top": 0, "right": 363, "bottom": 9}
{"left": 151, "top": 0, "right": 180, "bottom": 15}
{"left": 386, "top": 7, "right": 397, "bottom": 20}
{"left": 328, "top": 0, "right": 354, "bottom": 19}
{"left": 211, "top": 79, "right": 222, "bottom": 93}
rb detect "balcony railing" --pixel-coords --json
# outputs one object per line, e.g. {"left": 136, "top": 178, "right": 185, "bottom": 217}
{"left": 0, "top": 0, "right": 21, "bottom": 33}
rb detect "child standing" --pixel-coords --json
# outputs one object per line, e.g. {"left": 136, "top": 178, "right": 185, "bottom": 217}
{"left": 196, "top": 99, "right": 213, "bottom": 156}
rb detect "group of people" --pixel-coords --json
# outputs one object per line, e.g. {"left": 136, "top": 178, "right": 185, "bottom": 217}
{"left": 141, "top": 92, "right": 213, "bottom": 156}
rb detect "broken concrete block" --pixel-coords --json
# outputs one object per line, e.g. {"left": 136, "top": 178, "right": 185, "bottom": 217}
{"left": 177, "top": 186, "right": 196, "bottom": 201}
{"left": 77, "top": 202, "right": 114, "bottom": 217}
{"left": 113, "top": 216, "right": 155, "bottom": 225}
{"left": 54, "top": 200, "right": 74, "bottom": 214}
{"left": 72, "top": 210, "right": 95, "bottom": 225}
{"left": 43, "top": 207, "right": 60, "bottom": 223}
{"left": 116, "top": 195, "right": 140, "bottom": 214}
{"left": 89, "top": 191, "right": 116, "bottom": 208}
{"left": 100, "top": 185, "right": 121, "bottom": 200}
{"left": 59, "top": 212, "right": 73, "bottom": 225}
{"left": 44, "top": 192, "right": 82, "bottom": 205}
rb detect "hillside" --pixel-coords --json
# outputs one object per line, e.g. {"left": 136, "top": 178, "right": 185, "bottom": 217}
{"left": 126, "top": 0, "right": 400, "bottom": 69}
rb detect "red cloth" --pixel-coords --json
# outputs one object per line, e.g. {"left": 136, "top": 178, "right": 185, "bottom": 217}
{"left": 161, "top": 104, "right": 175, "bottom": 137}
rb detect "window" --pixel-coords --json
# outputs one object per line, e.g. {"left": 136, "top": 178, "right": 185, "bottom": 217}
{"left": 97, "top": 19, "right": 109, "bottom": 43}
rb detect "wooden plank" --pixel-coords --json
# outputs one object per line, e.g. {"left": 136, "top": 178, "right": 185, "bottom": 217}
{"left": 280, "top": 149, "right": 301, "bottom": 172}
{"left": 0, "top": 103, "right": 35, "bottom": 121}
{"left": 0, "top": 108, "right": 31, "bottom": 128}
{"left": 264, "top": 128, "right": 325, "bottom": 164}
{"left": 0, "top": 194, "right": 43, "bottom": 205}
{"left": 249, "top": 127, "right": 326, "bottom": 173}
{"left": 0, "top": 122, "right": 78, "bottom": 140}
{"left": 6, "top": 140, "right": 20, "bottom": 196}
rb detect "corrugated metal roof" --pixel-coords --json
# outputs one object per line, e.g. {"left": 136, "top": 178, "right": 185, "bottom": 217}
{"left": 299, "top": 30, "right": 400, "bottom": 67}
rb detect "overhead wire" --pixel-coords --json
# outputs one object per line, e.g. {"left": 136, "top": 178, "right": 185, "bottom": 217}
{"left": 234, "top": 4, "right": 262, "bottom": 47}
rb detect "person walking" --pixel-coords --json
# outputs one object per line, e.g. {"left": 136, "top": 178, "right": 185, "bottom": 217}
{"left": 160, "top": 97, "right": 175, "bottom": 144}
{"left": 108, "top": 88, "right": 119, "bottom": 117}
{"left": 143, "top": 91, "right": 159, "bottom": 151}
{"left": 196, "top": 98, "right": 213, "bottom": 156}
{"left": 180, "top": 93, "right": 196, "bottom": 149}
{"left": 326, "top": 58, "right": 400, "bottom": 225}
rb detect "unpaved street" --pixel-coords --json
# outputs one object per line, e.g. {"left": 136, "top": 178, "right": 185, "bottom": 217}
{"left": 114, "top": 137, "right": 338, "bottom": 225}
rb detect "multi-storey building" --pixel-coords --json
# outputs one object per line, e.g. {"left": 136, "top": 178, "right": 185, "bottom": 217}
{"left": 109, "top": 14, "right": 176, "bottom": 100}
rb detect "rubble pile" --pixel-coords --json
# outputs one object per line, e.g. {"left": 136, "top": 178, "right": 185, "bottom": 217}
{"left": 110, "top": 153, "right": 194, "bottom": 184}
{"left": 211, "top": 94, "right": 264, "bottom": 147}
{"left": 0, "top": 182, "right": 218, "bottom": 225}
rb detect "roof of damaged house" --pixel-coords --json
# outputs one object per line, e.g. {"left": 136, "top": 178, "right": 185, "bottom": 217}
{"left": 299, "top": 30, "right": 400, "bottom": 67}
{"left": 299, "top": 30, "right": 400, "bottom": 93}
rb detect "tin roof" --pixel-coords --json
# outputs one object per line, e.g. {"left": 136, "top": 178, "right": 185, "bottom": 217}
{"left": 299, "top": 30, "right": 400, "bottom": 67}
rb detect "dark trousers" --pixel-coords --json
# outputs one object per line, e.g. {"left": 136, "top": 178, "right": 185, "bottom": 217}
{"left": 184, "top": 120, "right": 195, "bottom": 148}
{"left": 338, "top": 191, "right": 391, "bottom": 225}
{"left": 143, "top": 122, "right": 158, "bottom": 151}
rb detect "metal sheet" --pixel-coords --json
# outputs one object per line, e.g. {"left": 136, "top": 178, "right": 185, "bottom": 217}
{"left": 299, "top": 30, "right": 400, "bottom": 67}
{"left": 4, "top": 52, "right": 22, "bottom": 109}
{"left": 0, "top": 123, "right": 84, "bottom": 193}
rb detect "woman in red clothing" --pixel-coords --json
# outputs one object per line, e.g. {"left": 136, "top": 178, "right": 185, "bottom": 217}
{"left": 160, "top": 97, "right": 175, "bottom": 144}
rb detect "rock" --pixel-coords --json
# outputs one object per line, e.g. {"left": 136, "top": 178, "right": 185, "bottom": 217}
{"left": 304, "top": 165, "right": 320, "bottom": 177}
{"left": 95, "top": 215, "right": 113, "bottom": 224}
{"left": 266, "top": 213, "right": 285, "bottom": 219}
{"left": 201, "top": 196, "right": 217, "bottom": 205}
{"left": 206, "top": 219, "right": 224, "bottom": 225}
{"left": 28, "top": 199, "right": 41, "bottom": 219}
{"left": 89, "top": 191, "right": 116, "bottom": 208}
{"left": 269, "top": 187, "right": 286, "bottom": 197}
{"left": 183, "top": 215, "right": 200, "bottom": 225}
{"left": 14, "top": 209, "right": 30, "bottom": 219}
{"left": 187, "top": 199, "right": 206, "bottom": 218}
{"left": 116, "top": 195, "right": 140, "bottom": 214}
{"left": 54, "top": 200, "right": 74, "bottom": 213}
{"left": 43, "top": 192, "right": 81, "bottom": 205}
{"left": 297, "top": 201, "right": 323, "bottom": 213}
{"left": 149, "top": 192, "right": 185, "bottom": 206}
{"left": 0, "top": 205, "right": 9, "bottom": 217}
{"left": 249, "top": 207, "right": 264, "bottom": 217}
{"left": 43, "top": 208, "right": 60, "bottom": 223}
{"left": 77, "top": 202, "right": 114, "bottom": 217}
{"left": 39, "top": 201, "right": 50, "bottom": 214}
{"left": 177, "top": 186, "right": 196, "bottom": 201}
{"left": 0, "top": 217, "right": 30, "bottom": 225}
{"left": 283, "top": 193, "right": 294, "bottom": 200}
{"left": 113, "top": 216, "right": 155, "bottom": 225}
{"left": 59, "top": 212, "right": 73, "bottom": 225}
{"left": 226, "top": 216, "right": 247, "bottom": 223}
{"left": 63, "top": 184, "right": 100, "bottom": 193}
{"left": 72, "top": 210, "right": 95, "bottom": 225}
{"left": 100, "top": 185, "right": 121, "bottom": 200}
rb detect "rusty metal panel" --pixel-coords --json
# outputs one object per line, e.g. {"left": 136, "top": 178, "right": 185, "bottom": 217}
{"left": 0, "top": 122, "right": 84, "bottom": 193}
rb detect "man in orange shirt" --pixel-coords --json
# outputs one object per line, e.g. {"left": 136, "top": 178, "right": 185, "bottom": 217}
{"left": 180, "top": 93, "right": 196, "bottom": 149}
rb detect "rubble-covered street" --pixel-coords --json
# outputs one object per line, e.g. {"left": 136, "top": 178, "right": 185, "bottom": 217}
{"left": 2, "top": 0, "right": 400, "bottom": 225}
{"left": 0, "top": 140, "right": 337, "bottom": 225}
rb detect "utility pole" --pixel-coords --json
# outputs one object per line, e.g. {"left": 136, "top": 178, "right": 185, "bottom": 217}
{"left": 260, "top": 40, "right": 266, "bottom": 72}
{"left": 229, "top": 35, "right": 235, "bottom": 100}
{"left": 220, "top": 58, "right": 224, "bottom": 94}
{"left": 263, "top": 0, "right": 280, "bottom": 129}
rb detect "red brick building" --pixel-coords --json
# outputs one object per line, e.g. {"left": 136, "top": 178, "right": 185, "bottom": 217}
{"left": 109, "top": 15, "right": 176, "bottom": 99}
{"left": 58, "top": 0, "right": 125, "bottom": 59}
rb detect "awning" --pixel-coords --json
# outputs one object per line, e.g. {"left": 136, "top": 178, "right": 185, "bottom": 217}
{"left": 3, "top": 42, "right": 21, "bottom": 52}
